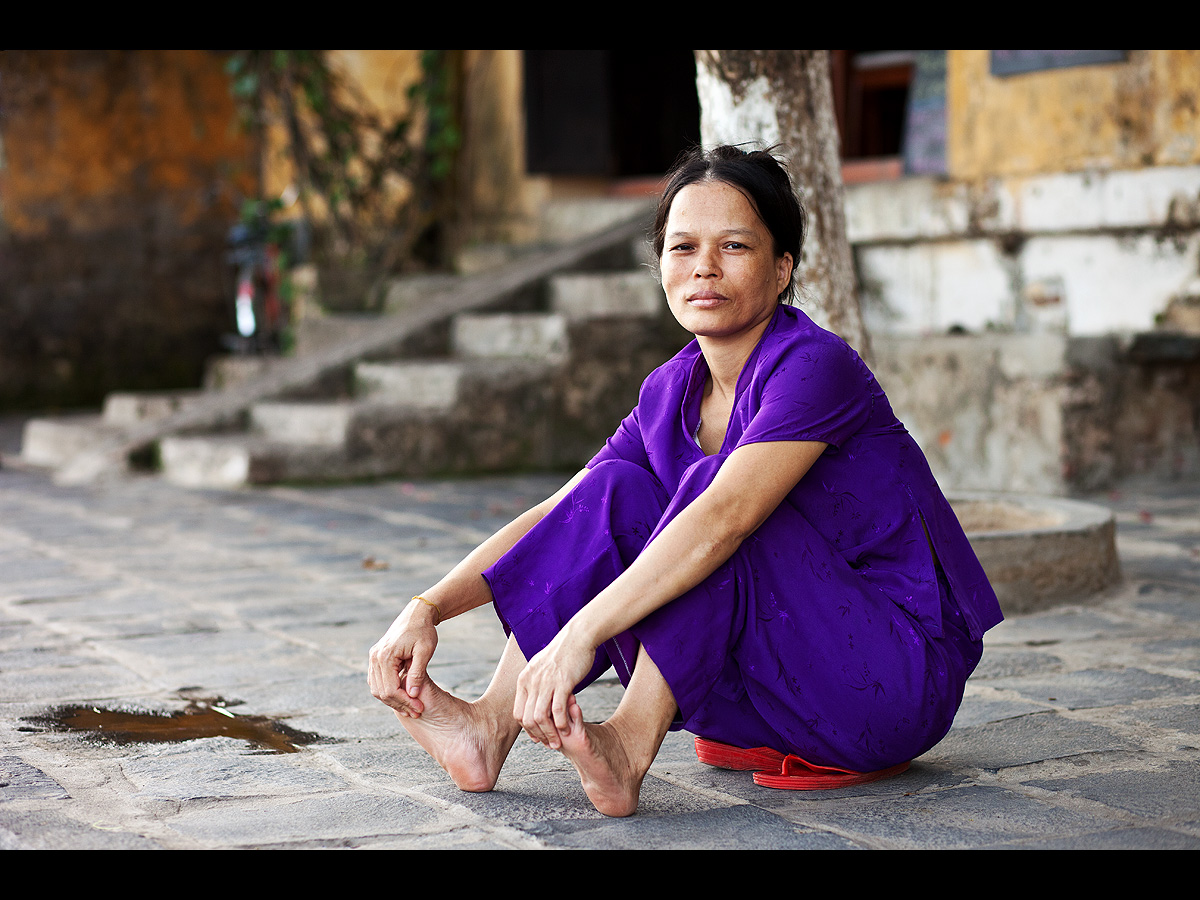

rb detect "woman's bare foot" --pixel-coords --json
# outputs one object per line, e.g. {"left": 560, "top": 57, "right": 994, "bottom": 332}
{"left": 396, "top": 677, "right": 518, "bottom": 792}
{"left": 557, "top": 702, "right": 650, "bottom": 817}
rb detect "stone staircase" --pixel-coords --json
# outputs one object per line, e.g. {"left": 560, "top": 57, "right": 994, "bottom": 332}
{"left": 20, "top": 202, "right": 689, "bottom": 488}
{"left": 22, "top": 390, "right": 203, "bottom": 471}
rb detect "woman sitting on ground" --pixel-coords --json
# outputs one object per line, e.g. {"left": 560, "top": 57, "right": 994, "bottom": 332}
{"left": 369, "top": 144, "right": 1002, "bottom": 817}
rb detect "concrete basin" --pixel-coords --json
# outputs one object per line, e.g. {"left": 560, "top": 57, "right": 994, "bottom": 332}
{"left": 949, "top": 493, "right": 1120, "bottom": 615}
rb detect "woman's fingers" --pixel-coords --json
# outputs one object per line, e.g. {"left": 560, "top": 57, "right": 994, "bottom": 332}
{"left": 368, "top": 619, "right": 437, "bottom": 718}
{"left": 519, "top": 690, "right": 571, "bottom": 747}
{"left": 512, "top": 632, "right": 596, "bottom": 747}
{"left": 368, "top": 645, "right": 415, "bottom": 713}
{"left": 514, "top": 659, "right": 578, "bottom": 749}
{"left": 514, "top": 672, "right": 536, "bottom": 743}
{"left": 549, "top": 688, "right": 572, "bottom": 737}
{"left": 367, "top": 643, "right": 396, "bottom": 700}
{"left": 402, "top": 634, "right": 436, "bottom": 699}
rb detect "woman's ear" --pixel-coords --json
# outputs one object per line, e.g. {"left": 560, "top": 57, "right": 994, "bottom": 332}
{"left": 776, "top": 252, "right": 794, "bottom": 295}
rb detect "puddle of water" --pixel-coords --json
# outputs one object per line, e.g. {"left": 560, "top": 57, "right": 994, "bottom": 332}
{"left": 23, "top": 698, "right": 325, "bottom": 754}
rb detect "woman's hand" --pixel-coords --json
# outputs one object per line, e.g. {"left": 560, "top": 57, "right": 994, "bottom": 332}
{"left": 368, "top": 599, "right": 439, "bottom": 717}
{"left": 514, "top": 626, "right": 596, "bottom": 749}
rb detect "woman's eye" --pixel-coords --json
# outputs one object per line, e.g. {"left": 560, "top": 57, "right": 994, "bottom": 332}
{"left": 724, "top": 242, "right": 746, "bottom": 250}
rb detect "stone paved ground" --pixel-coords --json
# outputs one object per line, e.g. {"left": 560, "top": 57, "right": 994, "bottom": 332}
{"left": 1, "top": 420, "right": 1198, "bottom": 848}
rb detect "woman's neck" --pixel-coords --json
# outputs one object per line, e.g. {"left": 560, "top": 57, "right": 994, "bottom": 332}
{"left": 696, "top": 315, "right": 773, "bottom": 402}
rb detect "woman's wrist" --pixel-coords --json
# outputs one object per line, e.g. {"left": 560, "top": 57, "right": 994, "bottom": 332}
{"left": 405, "top": 594, "right": 441, "bottom": 626}
{"left": 562, "top": 608, "right": 604, "bottom": 654}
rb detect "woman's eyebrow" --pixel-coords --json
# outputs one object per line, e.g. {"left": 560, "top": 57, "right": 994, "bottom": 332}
{"left": 667, "top": 227, "right": 757, "bottom": 239}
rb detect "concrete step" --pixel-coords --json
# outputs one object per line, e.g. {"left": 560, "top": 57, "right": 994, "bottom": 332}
{"left": 159, "top": 433, "right": 351, "bottom": 488}
{"left": 379, "top": 274, "right": 460, "bottom": 316}
{"left": 159, "top": 433, "right": 256, "bottom": 488}
{"left": 158, "top": 423, "right": 445, "bottom": 489}
{"left": 249, "top": 402, "right": 357, "bottom": 447}
{"left": 354, "top": 360, "right": 464, "bottom": 408}
{"left": 102, "top": 390, "right": 204, "bottom": 426}
{"left": 549, "top": 271, "right": 665, "bottom": 320}
{"left": 21, "top": 389, "right": 206, "bottom": 468}
{"left": 160, "top": 359, "right": 563, "bottom": 488}
{"left": 292, "top": 314, "right": 387, "bottom": 357}
{"left": 254, "top": 358, "right": 555, "bottom": 446}
{"left": 452, "top": 312, "right": 569, "bottom": 361}
{"left": 203, "top": 354, "right": 288, "bottom": 392}
{"left": 20, "top": 415, "right": 122, "bottom": 468}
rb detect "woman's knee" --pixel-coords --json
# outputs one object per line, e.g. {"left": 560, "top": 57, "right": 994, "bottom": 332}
{"left": 580, "top": 460, "right": 669, "bottom": 509}
{"left": 587, "top": 458, "right": 659, "bottom": 484}
{"left": 573, "top": 461, "right": 670, "bottom": 557}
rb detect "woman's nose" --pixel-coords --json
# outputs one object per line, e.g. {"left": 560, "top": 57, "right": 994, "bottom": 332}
{"left": 694, "top": 246, "right": 720, "bottom": 276}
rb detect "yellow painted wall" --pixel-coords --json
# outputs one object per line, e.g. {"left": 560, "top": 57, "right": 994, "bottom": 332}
{"left": 948, "top": 50, "right": 1200, "bottom": 180}
{"left": 326, "top": 49, "right": 424, "bottom": 117}
{"left": 261, "top": 50, "right": 542, "bottom": 248}
{"left": 0, "top": 50, "right": 260, "bottom": 406}
{"left": 259, "top": 50, "right": 426, "bottom": 217}
{"left": 1, "top": 49, "right": 254, "bottom": 236}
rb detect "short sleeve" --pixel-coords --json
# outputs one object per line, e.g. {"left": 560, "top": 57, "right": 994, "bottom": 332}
{"left": 588, "top": 405, "right": 651, "bottom": 471}
{"left": 734, "top": 336, "right": 873, "bottom": 450}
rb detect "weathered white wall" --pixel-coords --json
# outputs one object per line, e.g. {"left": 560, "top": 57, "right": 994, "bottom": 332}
{"left": 847, "top": 166, "right": 1200, "bottom": 337}
{"left": 874, "top": 334, "right": 1070, "bottom": 495}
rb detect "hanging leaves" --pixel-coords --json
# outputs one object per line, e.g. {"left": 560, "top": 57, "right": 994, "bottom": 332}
{"left": 225, "top": 50, "right": 461, "bottom": 297}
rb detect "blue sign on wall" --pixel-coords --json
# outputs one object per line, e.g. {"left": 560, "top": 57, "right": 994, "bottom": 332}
{"left": 903, "top": 51, "right": 947, "bottom": 176}
{"left": 991, "top": 51, "right": 1127, "bottom": 77}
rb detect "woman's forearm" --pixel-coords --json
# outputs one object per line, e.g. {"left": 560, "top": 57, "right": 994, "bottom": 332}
{"left": 561, "top": 487, "right": 741, "bottom": 649}
{"left": 562, "top": 440, "right": 827, "bottom": 652}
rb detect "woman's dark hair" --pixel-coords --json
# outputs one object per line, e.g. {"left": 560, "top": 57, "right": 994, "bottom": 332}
{"left": 652, "top": 144, "right": 806, "bottom": 303}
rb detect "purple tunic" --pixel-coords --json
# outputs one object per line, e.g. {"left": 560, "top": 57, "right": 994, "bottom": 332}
{"left": 484, "top": 305, "right": 1003, "bottom": 771}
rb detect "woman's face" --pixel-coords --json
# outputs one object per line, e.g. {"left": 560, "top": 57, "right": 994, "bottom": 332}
{"left": 660, "top": 180, "right": 793, "bottom": 344}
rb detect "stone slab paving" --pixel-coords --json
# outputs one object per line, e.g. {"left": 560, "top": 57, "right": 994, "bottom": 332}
{"left": 0, "top": 442, "right": 1197, "bottom": 848}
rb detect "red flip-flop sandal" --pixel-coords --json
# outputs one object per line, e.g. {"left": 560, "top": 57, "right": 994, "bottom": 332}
{"left": 694, "top": 736, "right": 785, "bottom": 771}
{"left": 752, "top": 755, "right": 910, "bottom": 790}
{"left": 695, "top": 737, "right": 910, "bottom": 791}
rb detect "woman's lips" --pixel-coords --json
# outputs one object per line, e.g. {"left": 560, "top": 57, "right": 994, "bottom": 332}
{"left": 686, "top": 291, "right": 728, "bottom": 309}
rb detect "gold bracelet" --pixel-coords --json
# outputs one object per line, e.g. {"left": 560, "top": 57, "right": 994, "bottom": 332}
{"left": 413, "top": 595, "right": 441, "bottom": 626}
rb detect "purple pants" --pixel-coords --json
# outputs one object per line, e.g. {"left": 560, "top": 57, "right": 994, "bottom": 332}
{"left": 483, "top": 458, "right": 982, "bottom": 771}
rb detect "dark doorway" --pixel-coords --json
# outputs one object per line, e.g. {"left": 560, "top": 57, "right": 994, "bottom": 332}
{"left": 524, "top": 50, "right": 700, "bottom": 178}
{"left": 829, "top": 50, "right": 916, "bottom": 160}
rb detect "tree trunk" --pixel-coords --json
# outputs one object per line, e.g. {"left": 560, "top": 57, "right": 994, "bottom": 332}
{"left": 694, "top": 50, "right": 869, "bottom": 359}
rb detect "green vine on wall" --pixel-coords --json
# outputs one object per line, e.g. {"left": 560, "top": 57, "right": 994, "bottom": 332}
{"left": 225, "top": 50, "right": 460, "bottom": 308}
